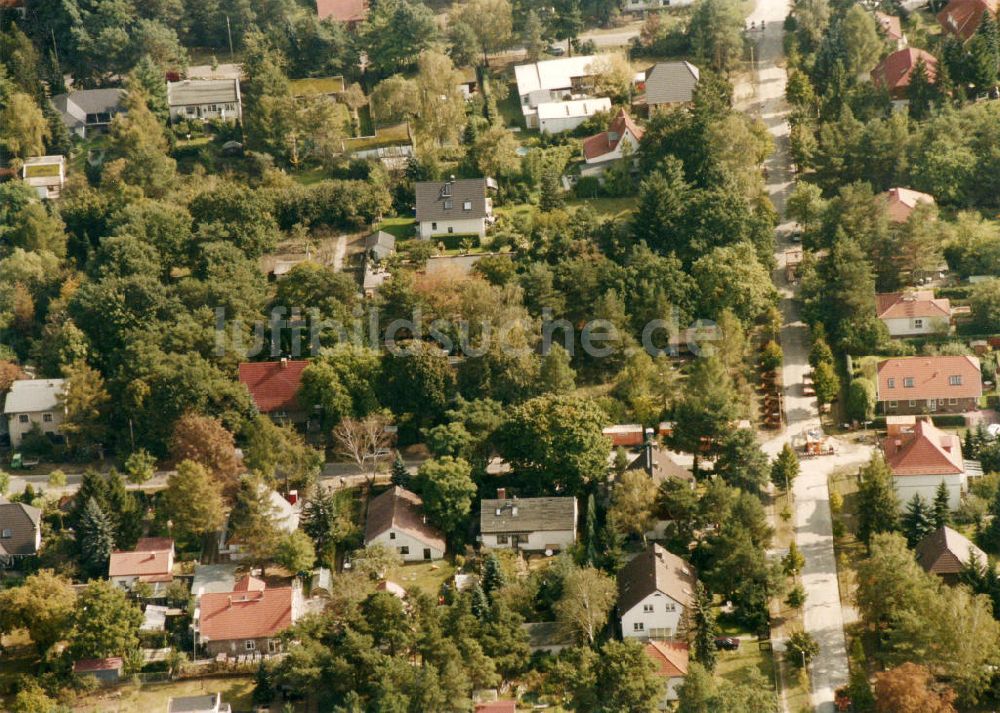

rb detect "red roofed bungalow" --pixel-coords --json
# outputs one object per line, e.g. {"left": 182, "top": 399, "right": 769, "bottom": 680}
{"left": 581, "top": 109, "right": 644, "bottom": 177}
{"left": 644, "top": 641, "right": 690, "bottom": 703}
{"left": 74, "top": 657, "right": 124, "bottom": 683}
{"left": 316, "top": 0, "right": 367, "bottom": 26}
{"left": 238, "top": 358, "right": 309, "bottom": 425}
{"left": 108, "top": 537, "right": 175, "bottom": 593}
{"left": 881, "top": 187, "right": 935, "bottom": 223}
{"left": 871, "top": 48, "right": 937, "bottom": 100}
{"left": 196, "top": 580, "right": 300, "bottom": 656}
{"left": 475, "top": 702, "right": 517, "bottom": 713}
{"left": 603, "top": 424, "right": 645, "bottom": 447}
{"left": 882, "top": 415, "right": 970, "bottom": 510}
{"left": 937, "top": 0, "right": 998, "bottom": 41}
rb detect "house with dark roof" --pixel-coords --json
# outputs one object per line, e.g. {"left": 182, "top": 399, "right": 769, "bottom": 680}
{"left": 195, "top": 575, "right": 301, "bottom": 656}
{"left": 916, "top": 526, "right": 987, "bottom": 582}
{"left": 168, "top": 693, "right": 232, "bottom": 713}
{"left": 876, "top": 290, "right": 951, "bottom": 337}
{"left": 479, "top": 491, "right": 578, "bottom": 553}
{"left": 364, "top": 486, "right": 446, "bottom": 561}
{"left": 876, "top": 355, "right": 982, "bottom": 415}
{"left": 644, "top": 640, "right": 690, "bottom": 705}
{"left": 871, "top": 48, "right": 937, "bottom": 101}
{"left": 364, "top": 230, "right": 397, "bottom": 261}
{"left": 937, "top": 0, "right": 998, "bottom": 41}
{"left": 882, "top": 416, "right": 972, "bottom": 509}
{"left": 627, "top": 443, "right": 695, "bottom": 487}
{"left": 617, "top": 543, "right": 697, "bottom": 641}
{"left": 882, "top": 187, "right": 935, "bottom": 223}
{"left": 414, "top": 177, "right": 496, "bottom": 240}
{"left": 581, "top": 109, "right": 644, "bottom": 177}
{"left": 108, "top": 537, "right": 175, "bottom": 593}
{"left": 167, "top": 79, "right": 242, "bottom": 123}
{"left": 644, "top": 61, "right": 700, "bottom": 112}
{"left": 315, "top": 0, "right": 368, "bottom": 27}
{"left": 51, "top": 88, "right": 125, "bottom": 138}
{"left": 0, "top": 501, "right": 42, "bottom": 566}
{"left": 237, "top": 359, "right": 310, "bottom": 424}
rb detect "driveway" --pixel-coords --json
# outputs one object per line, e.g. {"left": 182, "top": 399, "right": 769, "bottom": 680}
{"left": 735, "top": 3, "right": 868, "bottom": 710}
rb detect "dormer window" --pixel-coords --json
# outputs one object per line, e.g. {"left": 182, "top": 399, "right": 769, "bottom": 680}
{"left": 949, "top": 375, "right": 962, "bottom": 385}
{"left": 463, "top": 200, "right": 472, "bottom": 210}
{"left": 444, "top": 199, "right": 453, "bottom": 210}
{"left": 903, "top": 377, "right": 914, "bottom": 388}
{"left": 441, "top": 183, "right": 452, "bottom": 197}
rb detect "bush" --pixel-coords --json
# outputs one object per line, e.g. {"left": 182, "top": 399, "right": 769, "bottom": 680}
{"left": 785, "top": 584, "right": 806, "bottom": 609}
{"left": 786, "top": 630, "right": 820, "bottom": 667}
{"left": 574, "top": 176, "right": 603, "bottom": 199}
{"left": 832, "top": 518, "right": 846, "bottom": 538}
{"left": 761, "top": 341, "right": 783, "bottom": 371}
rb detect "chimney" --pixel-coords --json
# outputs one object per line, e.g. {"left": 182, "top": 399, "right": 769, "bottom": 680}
{"left": 280, "top": 357, "right": 288, "bottom": 368}
{"left": 227, "top": 596, "right": 232, "bottom": 609}
{"left": 285, "top": 490, "right": 298, "bottom": 506}
{"left": 511, "top": 506, "right": 518, "bottom": 517}
{"left": 497, "top": 487, "right": 506, "bottom": 501}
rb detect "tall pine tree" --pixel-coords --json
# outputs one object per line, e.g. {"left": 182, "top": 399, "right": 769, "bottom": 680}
{"left": 901, "top": 493, "right": 933, "bottom": 547}
{"left": 391, "top": 453, "right": 410, "bottom": 488}
{"left": 78, "top": 498, "right": 115, "bottom": 579}
{"left": 932, "top": 481, "right": 951, "bottom": 530}
{"left": 690, "top": 581, "right": 718, "bottom": 672}
{"left": 856, "top": 453, "right": 898, "bottom": 546}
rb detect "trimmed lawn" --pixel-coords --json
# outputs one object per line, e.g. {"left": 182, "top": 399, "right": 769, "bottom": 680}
{"left": 72, "top": 676, "right": 255, "bottom": 713}
{"left": 377, "top": 216, "right": 417, "bottom": 241}
{"left": 289, "top": 76, "right": 345, "bottom": 96}
{"left": 344, "top": 122, "right": 410, "bottom": 152}
{"left": 496, "top": 195, "right": 637, "bottom": 224}
{"left": 387, "top": 560, "right": 456, "bottom": 598}
{"left": 715, "top": 623, "right": 777, "bottom": 689}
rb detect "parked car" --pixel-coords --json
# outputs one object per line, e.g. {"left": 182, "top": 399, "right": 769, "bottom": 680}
{"left": 714, "top": 637, "right": 741, "bottom": 651}
{"left": 547, "top": 44, "right": 566, "bottom": 56}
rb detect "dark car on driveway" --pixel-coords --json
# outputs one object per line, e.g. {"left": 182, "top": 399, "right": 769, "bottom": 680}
{"left": 714, "top": 637, "right": 741, "bottom": 651}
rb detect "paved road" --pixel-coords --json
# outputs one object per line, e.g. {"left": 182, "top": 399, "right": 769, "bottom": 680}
{"left": 734, "top": 2, "right": 872, "bottom": 709}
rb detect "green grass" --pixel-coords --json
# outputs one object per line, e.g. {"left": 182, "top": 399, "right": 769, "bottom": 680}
{"left": 387, "top": 560, "right": 456, "bottom": 598}
{"left": 344, "top": 122, "right": 411, "bottom": 152}
{"left": 24, "top": 163, "right": 61, "bottom": 177}
{"left": 496, "top": 80, "right": 526, "bottom": 130}
{"left": 289, "top": 76, "right": 346, "bottom": 97}
{"left": 358, "top": 104, "right": 375, "bottom": 137}
{"left": 377, "top": 216, "right": 416, "bottom": 240}
{"left": 496, "top": 195, "right": 637, "bottom": 224}
{"left": 72, "top": 676, "right": 255, "bottom": 713}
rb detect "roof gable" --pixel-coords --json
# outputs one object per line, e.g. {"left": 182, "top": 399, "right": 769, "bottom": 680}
{"left": 238, "top": 360, "right": 309, "bottom": 413}
{"left": 199, "top": 586, "right": 294, "bottom": 641}
{"left": 883, "top": 417, "right": 965, "bottom": 476}
{"left": 916, "top": 525, "right": 987, "bottom": 574}
{"left": 645, "top": 61, "right": 700, "bottom": 105}
{"left": 479, "top": 496, "right": 577, "bottom": 534}
{"left": 0, "top": 502, "right": 42, "bottom": 556}
{"left": 872, "top": 48, "right": 938, "bottom": 92}
{"left": 3, "top": 378, "right": 65, "bottom": 414}
{"left": 876, "top": 355, "right": 982, "bottom": 401}
{"left": 875, "top": 290, "right": 951, "bottom": 320}
{"left": 937, "top": 0, "right": 998, "bottom": 40}
{"left": 617, "top": 543, "right": 697, "bottom": 615}
{"left": 316, "top": 0, "right": 367, "bottom": 22}
{"left": 365, "top": 486, "right": 446, "bottom": 551}
{"left": 582, "top": 109, "right": 644, "bottom": 161}
{"left": 414, "top": 178, "right": 490, "bottom": 223}
{"left": 644, "top": 640, "right": 690, "bottom": 677}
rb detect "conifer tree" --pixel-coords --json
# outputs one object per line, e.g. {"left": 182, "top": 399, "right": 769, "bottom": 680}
{"left": 901, "top": 493, "right": 933, "bottom": 547}
{"left": 857, "top": 454, "right": 898, "bottom": 546}
{"left": 932, "top": 481, "right": 951, "bottom": 530}
{"left": 78, "top": 498, "right": 116, "bottom": 578}
{"left": 391, "top": 453, "right": 410, "bottom": 488}
{"left": 482, "top": 552, "right": 505, "bottom": 602}
{"left": 690, "top": 581, "right": 719, "bottom": 672}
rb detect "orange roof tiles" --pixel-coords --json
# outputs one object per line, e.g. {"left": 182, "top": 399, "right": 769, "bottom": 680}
{"left": 233, "top": 574, "right": 266, "bottom": 592}
{"left": 644, "top": 640, "right": 690, "bottom": 678}
{"left": 882, "top": 417, "right": 964, "bottom": 476}
{"left": 316, "top": 0, "right": 367, "bottom": 23}
{"left": 109, "top": 539, "right": 174, "bottom": 580}
{"left": 582, "top": 109, "right": 644, "bottom": 161}
{"left": 475, "top": 703, "right": 517, "bottom": 713}
{"left": 199, "top": 586, "right": 294, "bottom": 642}
{"left": 871, "top": 48, "right": 937, "bottom": 96}
{"left": 238, "top": 360, "right": 308, "bottom": 414}
{"left": 876, "top": 11, "right": 904, "bottom": 40}
{"left": 875, "top": 291, "right": 951, "bottom": 320}
{"left": 877, "top": 355, "right": 982, "bottom": 402}
{"left": 937, "top": 0, "right": 998, "bottom": 41}
{"left": 882, "top": 187, "right": 935, "bottom": 223}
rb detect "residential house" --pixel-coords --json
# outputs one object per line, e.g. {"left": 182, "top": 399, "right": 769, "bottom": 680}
{"left": 168, "top": 693, "right": 232, "bottom": 713}
{"left": 167, "top": 79, "right": 242, "bottom": 123}
{"left": 195, "top": 575, "right": 302, "bottom": 656}
{"left": 415, "top": 177, "right": 496, "bottom": 239}
{"left": 479, "top": 491, "right": 578, "bottom": 553}
{"left": 3, "top": 378, "right": 66, "bottom": 447}
{"left": 882, "top": 416, "right": 971, "bottom": 509}
{"left": 937, "top": 0, "right": 998, "bottom": 41}
{"left": 644, "top": 640, "right": 690, "bottom": 705}
{"left": 315, "top": 0, "right": 368, "bottom": 27}
{"left": 192, "top": 563, "right": 238, "bottom": 599}
{"left": 644, "top": 61, "right": 700, "bottom": 112}
{"left": 603, "top": 424, "right": 645, "bottom": 447}
{"left": 875, "top": 11, "right": 907, "bottom": 49}
{"left": 538, "top": 97, "right": 612, "bottom": 134}
{"left": 108, "top": 537, "right": 175, "bottom": 594}
{"left": 220, "top": 487, "right": 300, "bottom": 561}
{"left": 457, "top": 67, "right": 479, "bottom": 100}
{"left": 142, "top": 604, "right": 169, "bottom": 632}
{"left": 475, "top": 703, "right": 517, "bottom": 713}
{"left": 0, "top": 501, "right": 42, "bottom": 566}
{"left": 624, "top": 0, "right": 694, "bottom": 12}
{"left": 871, "top": 48, "right": 937, "bottom": 102}
{"left": 876, "top": 355, "right": 982, "bottom": 415}
{"left": 364, "top": 230, "right": 397, "bottom": 261}
{"left": 617, "top": 543, "right": 696, "bottom": 640}
{"left": 364, "top": 486, "right": 446, "bottom": 561}
{"left": 21, "top": 155, "right": 66, "bottom": 199}
{"left": 51, "top": 88, "right": 125, "bottom": 138}
{"left": 73, "top": 657, "right": 123, "bottom": 684}
{"left": 916, "top": 525, "right": 988, "bottom": 583}
{"left": 238, "top": 359, "right": 310, "bottom": 424}
{"left": 882, "top": 187, "right": 935, "bottom": 223}
{"left": 627, "top": 442, "right": 695, "bottom": 487}
{"left": 514, "top": 55, "right": 601, "bottom": 129}
{"left": 521, "top": 621, "right": 575, "bottom": 655}
{"left": 581, "top": 109, "right": 644, "bottom": 177}
{"left": 876, "top": 290, "right": 951, "bottom": 337}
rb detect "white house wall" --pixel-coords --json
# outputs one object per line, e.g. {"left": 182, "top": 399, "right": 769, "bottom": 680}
{"left": 893, "top": 473, "right": 964, "bottom": 510}
{"left": 620, "top": 591, "right": 685, "bottom": 640}
{"left": 367, "top": 528, "right": 444, "bottom": 562}
{"left": 418, "top": 217, "right": 487, "bottom": 239}
{"left": 881, "top": 316, "right": 949, "bottom": 337}
{"left": 484, "top": 527, "right": 577, "bottom": 552}
{"left": 7, "top": 409, "right": 64, "bottom": 447}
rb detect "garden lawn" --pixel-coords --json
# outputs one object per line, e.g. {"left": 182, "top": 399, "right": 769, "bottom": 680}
{"left": 71, "top": 676, "right": 255, "bottom": 713}
{"left": 387, "top": 560, "right": 456, "bottom": 598}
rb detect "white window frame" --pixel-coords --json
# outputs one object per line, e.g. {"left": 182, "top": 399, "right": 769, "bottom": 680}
{"left": 245, "top": 640, "right": 256, "bottom": 651}
{"left": 633, "top": 622, "right": 644, "bottom": 632}
{"left": 665, "top": 602, "right": 676, "bottom": 612}
{"left": 912, "top": 318, "right": 923, "bottom": 329}
{"left": 908, "top": 400, "right": 917, "bottom": 407}
{"left": 399, "top": 545, "right": 410, "bottom": 555}
{"left": 903, "top": 377, "right": 915, "bottom": 388}
{"left": 389, "top": 531, "right": 396, "bottom": 540}
{"left": 887, "top": 378, "right": 895, "bottom": 388}
{"left": 949, "top": 375, "right": 962, "bottom": 386}
{"left": 43, "top": 413, "right": 53, "bottom": 423}
{"left": 643, "top": 604, "right": 654, "bottom": 613}
{"left": 949, "top": 398, "right": 958, "bottom": 405}
{"left": 463, "top": 200, "right": 472, "bottom": 210}
{"left": 888, "top": 400, "right": 898, "bottom": 408}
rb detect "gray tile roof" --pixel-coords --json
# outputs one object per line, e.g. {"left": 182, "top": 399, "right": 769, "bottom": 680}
{"left": 3, "top": 378, "right": 64, "bottom": 414}
{"left": 365, "top": 486, "right": 446, "bottom": 551}
{"left": 168, "top": 693, "right": 222, "bottom": 713}
{"left": 645, "top": 62, "right": 700, "bottom": 106}
{"left": 415, "top": 178, "right": 490, "bottom": 223}
{"left": 167, "top": 79, "right": 240, "bottom": 107}
{"left": 365, "top": 230, "right": 396, "bottom": 259}
{"left": 51, "top": 89, "right": 125, "bottom": 129}
{"left": 0, "top": 501, "right": 42, "bottom": 557}
{"left": 479, "top": 496, "right": 577, "bottom": 534}
{"left": 617, "top": 543, "right": 697, "bottom": 615}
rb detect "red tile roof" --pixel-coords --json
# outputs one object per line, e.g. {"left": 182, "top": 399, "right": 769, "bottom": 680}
{"left": 238, "top": 360, "right": 309, "bottom": 414}
{"left": 937, "top": 0, "right": 998, "bottom": 41}
{"left": 233, "top": 574, "right": 266, "bottom": 592}
{"left": 364, "top": 486, "right": 446, "bottom": 552}
{"left": 876, "top": 355, "right": 982, "bottom": 402}
{"left": 316, "top": 0, "right": 367, "bottom": 23}
{"left": 875, "top": 290, "right": 951, "bottom": 320}
{"left": 603, "top": 424, "right": 645, "bottom": 447}
{"left": 644, "top": 641, "right": 690, "bottom": 678}
{"left": 109, "top": 539, "right": 174, "bottom": 580}
{"left": 882, "top": 416, "right": 964, "bottom": 476}
{"left": 871, "top": 48, "right": 937, "bottom": 96}
{"left": 882, "top": 187, "right": 935, "bottom": 222}
{"left": 875, "top": 11, "right": 904, "bottom": 40}
{"left": 582, "top": 109, "right": 644, "bottom": 161}
{"left": 475, "top": 703, "right": 517, "bottom": 713}
{"left": 199, "top": 586, "right": 294, "bottom": 642}
{"left": 74, "top": 657, "right": 123, "bottom": 673}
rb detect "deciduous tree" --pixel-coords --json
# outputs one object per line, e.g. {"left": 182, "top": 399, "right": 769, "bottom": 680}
{"left": 554, "top": 566, "right": 617, "bottom": 646}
